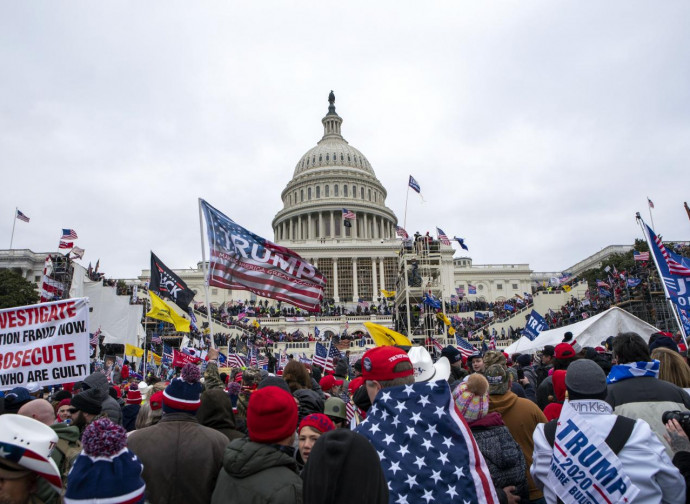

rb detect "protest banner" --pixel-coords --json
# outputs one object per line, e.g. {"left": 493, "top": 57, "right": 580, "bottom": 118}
{"left": 0, "top": 298, "right": 90, "bottom": 390}
{"left": 172, "top": 349, "right": 201, "bottom": 367}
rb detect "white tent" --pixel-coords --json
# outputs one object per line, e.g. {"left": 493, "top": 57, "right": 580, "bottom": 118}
{"left": 503, "top": 307, "right": 660, "bottom": 354}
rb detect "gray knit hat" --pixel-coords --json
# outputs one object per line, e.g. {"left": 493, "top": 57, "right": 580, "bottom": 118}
{"left": 565, "top": 359, "right": 607, "bottom": 396}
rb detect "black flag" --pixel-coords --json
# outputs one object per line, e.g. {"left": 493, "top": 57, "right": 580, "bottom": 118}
{"left": 150, "top": 252, "right": 195, "bottom": 310}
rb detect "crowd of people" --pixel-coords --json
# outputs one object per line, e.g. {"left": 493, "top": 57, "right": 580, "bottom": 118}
{"left": 4, "top": 323, "right": 690, "bottom": 504}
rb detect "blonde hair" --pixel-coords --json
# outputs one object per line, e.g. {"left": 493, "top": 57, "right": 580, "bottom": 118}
{"left": 652, "top": 347, "right": 690, "bottom": 388}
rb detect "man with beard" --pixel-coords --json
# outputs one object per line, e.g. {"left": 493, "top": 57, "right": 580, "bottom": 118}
{"left": 69, "top": 388, "right": 104, "bottom": 438}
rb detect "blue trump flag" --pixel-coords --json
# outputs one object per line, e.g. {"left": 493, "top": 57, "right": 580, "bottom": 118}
{"left": 521, "top": 310, "right": 548, "bottom": 341}
{"left": 408, "top": 175, "right": 421, "bottom": 193}
{"left": 423, "top": 292, "right": 441, "bottom": 310}
{"left": 355, "top": 381, "right": 498, "bottom": 503}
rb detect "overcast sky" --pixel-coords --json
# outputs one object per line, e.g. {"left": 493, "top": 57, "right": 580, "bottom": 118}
{"left": 2, "top": 1, "right": 689, "bottom": 279}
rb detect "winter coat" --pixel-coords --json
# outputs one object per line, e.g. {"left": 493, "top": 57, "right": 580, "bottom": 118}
{"left": 489, "top": 390, "right": 547, "bottom": 501}
{"left": 35, "top": 422, "right": 82, "bottom": 504}
{"left": 469, "top": 412, "right": 528, "bottom": 502}
{"left": 212, "top": 438, "right": 303, "bottom": 504}
{"left": 128, "top": 412, "right": 229, "bottom": 504}
{"left": 122, "top": 404, "right": 140, "bottom": 432}
{"left": 532, "top": 399, "right": 685, "bottom": 504}
{"left": 83, "top": 372, "right": 122, "bottom": 425}
{"left": 294, "top": 388, "right": 324, "bottom": 423}
{"left": 607, "top": 375, "right": 690, "bottom": 454}
{"left": 197, "top": 388, "right": 245, "bottom": 441}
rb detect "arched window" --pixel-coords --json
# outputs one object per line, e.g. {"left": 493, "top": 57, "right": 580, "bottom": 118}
{"left": 301, "top": 190, "right": 304, "bottom": 202}
{"left": 308, "top": 187, "right": 312, "bottom": 200}
{"left": 368, "top": 189, "right": 372, "bottom": 201}
{"left": 344, "top": 185, "right": 348, "bottom": 197}
{"left": 316, "top": 186, "right": 320, "bottom": 198}
{"left": 325, "top": 185, "right": 330, "bottom": 197}
{"left": 360, "top": 187, "right": 364, "bottom": 199}
{"left": 334, "top": 185, "right": 339, "bottom": 197}
{"left": 352, "top": 185, "right": 356, "bottom": 197}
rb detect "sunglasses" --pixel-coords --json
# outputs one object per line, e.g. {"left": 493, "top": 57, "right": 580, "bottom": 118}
{"left": 67, "top": 408, "right": 78, "bottom": 414}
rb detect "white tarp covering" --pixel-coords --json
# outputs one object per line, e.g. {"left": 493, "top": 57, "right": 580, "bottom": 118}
{"left": 69, "top": 264, "right": 143, "bottom": 347}
{"left": 504, "top": 307, "right": 660, "bottom": 354}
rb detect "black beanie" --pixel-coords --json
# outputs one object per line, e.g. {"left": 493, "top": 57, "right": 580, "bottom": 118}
{"left": 71, "top": 388, "right": 103, "bottom": 415}
{"left": 303, "top": 429, "right": 389, "bottom": 504}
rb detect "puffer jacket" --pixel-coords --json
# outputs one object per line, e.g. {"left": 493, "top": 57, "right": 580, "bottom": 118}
{"left": 128, "top": 413, "right": 229, "bottom": 504}
{"left": 212, "top": 438, "right": 303, "bottom": 504}
{"left": 83, "top": 372, "right": 122, "bottom": 424}
{"left": 469, "top": 412, "right": 528, "bottom": 502}
{"left": 294, "top": 388, "right": 324, "bottom": 423}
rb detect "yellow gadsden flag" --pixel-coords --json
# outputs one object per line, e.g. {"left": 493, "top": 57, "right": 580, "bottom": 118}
{"left": 562, "top": 284, "right": 572, "bottom": 293}
{"left": 380, "top": 289, "right": 396, "bottom": 298}
{"left": 436, "top": 312, "right": 451, "bottom": 326}
{"left": 363, "top": 322, "right": 412, "bottom": 347}
{"left": 125, "top": 344, "right": 144, "bottom": 358}
{"left": 146, "top": 291, "right": 191, "bottom": 333}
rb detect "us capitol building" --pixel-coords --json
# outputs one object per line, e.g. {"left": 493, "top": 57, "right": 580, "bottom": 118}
{"left": 3, "top": 92, "right": 612, "bottom": 338}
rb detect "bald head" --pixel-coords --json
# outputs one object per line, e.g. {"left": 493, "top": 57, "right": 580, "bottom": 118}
{"left": 18, "top": 399, "right": 56, "bottom": 426}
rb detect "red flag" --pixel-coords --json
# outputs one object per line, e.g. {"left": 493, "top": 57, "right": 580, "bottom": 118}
{"left": 172, "top": 349, "right": 201, "bottom": 367}
{"left": 59, "top": 241, "right": 73, "bottom": 249}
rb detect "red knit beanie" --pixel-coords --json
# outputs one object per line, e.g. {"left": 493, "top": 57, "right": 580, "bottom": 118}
{"left": 247, "top": 386, "right": 298, "bottom": 444}
{"left": 299, "top": 413, "right": 335, "bottom": 435}
{"left": 125, "top": 384, "right": 142, "bottom": 405}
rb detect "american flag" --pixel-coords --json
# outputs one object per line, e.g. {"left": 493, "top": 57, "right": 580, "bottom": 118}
{"left": 342, "top": 208, "right": 356, "bottom": 220}
{"left": 436, "top": 227, "right": 451, "bottom": 246}
{"left": 151, "top": 334, "right": 162, "bottom": 345}
{"left": 200, "top": 200, "right": 326, "bottom": 312}
{"left": 489, "top": 334, "right": 496, "bottom": 350}
{"left": 596, "top": 280, "right": 610, "bottom": 288}
{"left": 456, "top": 286, "right": 465, "bottom": 296}
{"left": 61, "top": 228, "right": 78, "bottom": 240}
{"left": 312, "top": 341, "right": 341, "bottom": 373}
{"left": 89, "top": 329, "right": 101, "bottom": 347}
{"left": 648, "top": 197, "right": 655, "bottom": 209}
{"left": 647, "top": 223, "right": 690, "bottom": 276}
{"left": 455, "top": 336, "right": 476, "bottom": 359}
{"left": 428, "top": 335, "right": 444, "bottom": 353}
{"left": 355, "top": 381, "right": 498, "bottom": 503}
{"left": 16, "top": 209, "right": 30, "bottom": 222}
{"left": 633, "top": 251, "right": 650, "bottom": 262}
{"left": 345, "top": 400, "right": 356, "bottom": 422}
{"left": 227, "top": 353, "right": 246, "bottom": 368}
{"left": 249, "top": 347, "right": 258, "bottom": 367}
{"left": 396, "top": 226, "right": 409, "bottom": 239}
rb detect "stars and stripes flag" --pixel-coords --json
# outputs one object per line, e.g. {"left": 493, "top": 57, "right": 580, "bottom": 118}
{"left": 151, "top": 334, "right": 162, "bottom": 345}
{"left": 428, "top": 335, "right": 444, "bottom": 353}
{"left": 646, "top": 223, "right": 690, "bottom": 277}
{"left": 396, "top": 226, "right": 409, "bottom": 239}
{"left": 633, "top": 251, "right": 650, "bottom": 262}
{"left": 89, "top": 329, "right": 101, "bottom": 347}
{"left": 596, "top": 280, "right": 610, "bottom": 288}
{"left": 342, "top": 208, "right": 356, "bottom": 220}
{"left": 648, "top": 197, "right": 655, "bottom": 209}
{"left": 355, "top": 381, "right": 498, "bottom": 504}
{"left": 249, "top": 346, "right": 258, "bottom": 367}
{"left": 489, "top": 333, "right": 496, "bottom": 350}
{"left": 436, "top": 227, "right": 451, "bottom": 246}
{"left": 227, "top": 353, "right": 246, "bottom": 368}
{"left": 59, "top": 241, "right": 73, "bottom": 249}
{"left": 61, "top": 228, "right": 78, "bottom": 240}
{"left": 200, "top": 199, "right": 326, "bottom": 312}
{"left": 312, "top": 341, "right": 341, "bottom": 373}
{"left": 16, "top": 209, "right": 30, "bottom": 222}
{"left": 455, "top": 336, "right": 477, "bottom": 359}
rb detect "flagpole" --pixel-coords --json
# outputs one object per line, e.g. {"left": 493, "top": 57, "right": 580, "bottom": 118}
{"left": 403, "top": 184, "right": 410, "bottom": 232}
{"left": 198, "top": 198, "right": 216, "bottom": 350}
{"left": 647, "top": 198, "right": 656, "bottom": 233}
{"left": 9, "top": 208, "right": 17, "bottom": 249}
{"left": 636, "top": 214, "right": 687, "bottom": 346}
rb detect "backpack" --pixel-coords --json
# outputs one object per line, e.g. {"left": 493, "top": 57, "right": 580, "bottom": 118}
{"left": 543, "top": 415, "right": 636, "bottom": 504}
{"left": 54, "top": 437, "right": 83, "bottom": 482}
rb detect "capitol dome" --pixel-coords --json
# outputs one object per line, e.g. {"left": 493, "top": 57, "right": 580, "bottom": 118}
{"left": 273, "top": 92, "right": 398, "bottom": 244}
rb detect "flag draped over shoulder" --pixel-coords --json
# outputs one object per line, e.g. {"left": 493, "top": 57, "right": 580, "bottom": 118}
{"left": 355, "top": 381, "right": 498, "bottom": 503}
{"left": 200, "top": 199, "right": 326, "bottom": 312}
{"left": 146, "top": 291, "right": 191, "bottom": 332}
{"left": 150, "top": 252, "right": 196, "bottom": 310}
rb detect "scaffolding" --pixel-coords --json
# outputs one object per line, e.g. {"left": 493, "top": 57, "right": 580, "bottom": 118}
{"left": 393, "top": 237, "right": 446, "bottom": 345}
{"left": 42, "top": 254, "right": 74, "bottom": 302}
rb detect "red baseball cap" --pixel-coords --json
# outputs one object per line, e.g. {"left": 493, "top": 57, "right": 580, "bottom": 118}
{"left": 348, "top": 376, "right": 364, "bottom": 394}
{"left": 361, "top": 346, "right": 413, "bottom": 382}
{"left": 319, "top": 374, "right": 344, "bottom": 392}
{"left": 554, "top": 343, "right": 576, "bottom": 360}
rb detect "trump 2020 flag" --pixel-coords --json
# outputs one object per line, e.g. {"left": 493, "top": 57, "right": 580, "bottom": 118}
{"left": 521, "top": 309, "right": 547, "bottom": 341}
{"left": 150, "top": 252, "right": 196, "bottom": 311}
{"left": 355, "top": 381, "right": 498, "bottom": 503}
{"left": 200, "top": 199, "right": 326, "bottom": 312}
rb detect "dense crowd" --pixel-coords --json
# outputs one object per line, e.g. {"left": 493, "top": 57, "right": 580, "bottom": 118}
{"left": 4, "top": 323, "right": 690, "bottom": 504}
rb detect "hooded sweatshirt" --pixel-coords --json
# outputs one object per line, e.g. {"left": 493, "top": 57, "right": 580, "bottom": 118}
{"left": 197, "top": 389, "right": 244, "bottom": 441}
{"left": 83, "top": 372, "right": 122, "bottom": 424}
{"left": 489, "top": 391, "right": 547, "bottom": 501}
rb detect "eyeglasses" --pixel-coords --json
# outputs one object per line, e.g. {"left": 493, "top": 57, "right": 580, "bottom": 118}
{"left": 67, "top": 408, "right": 78, "bottom": 414}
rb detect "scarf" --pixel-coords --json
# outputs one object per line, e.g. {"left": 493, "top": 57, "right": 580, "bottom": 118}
{"left": 606, "top": 360, "right": 660, "bottom": 384}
